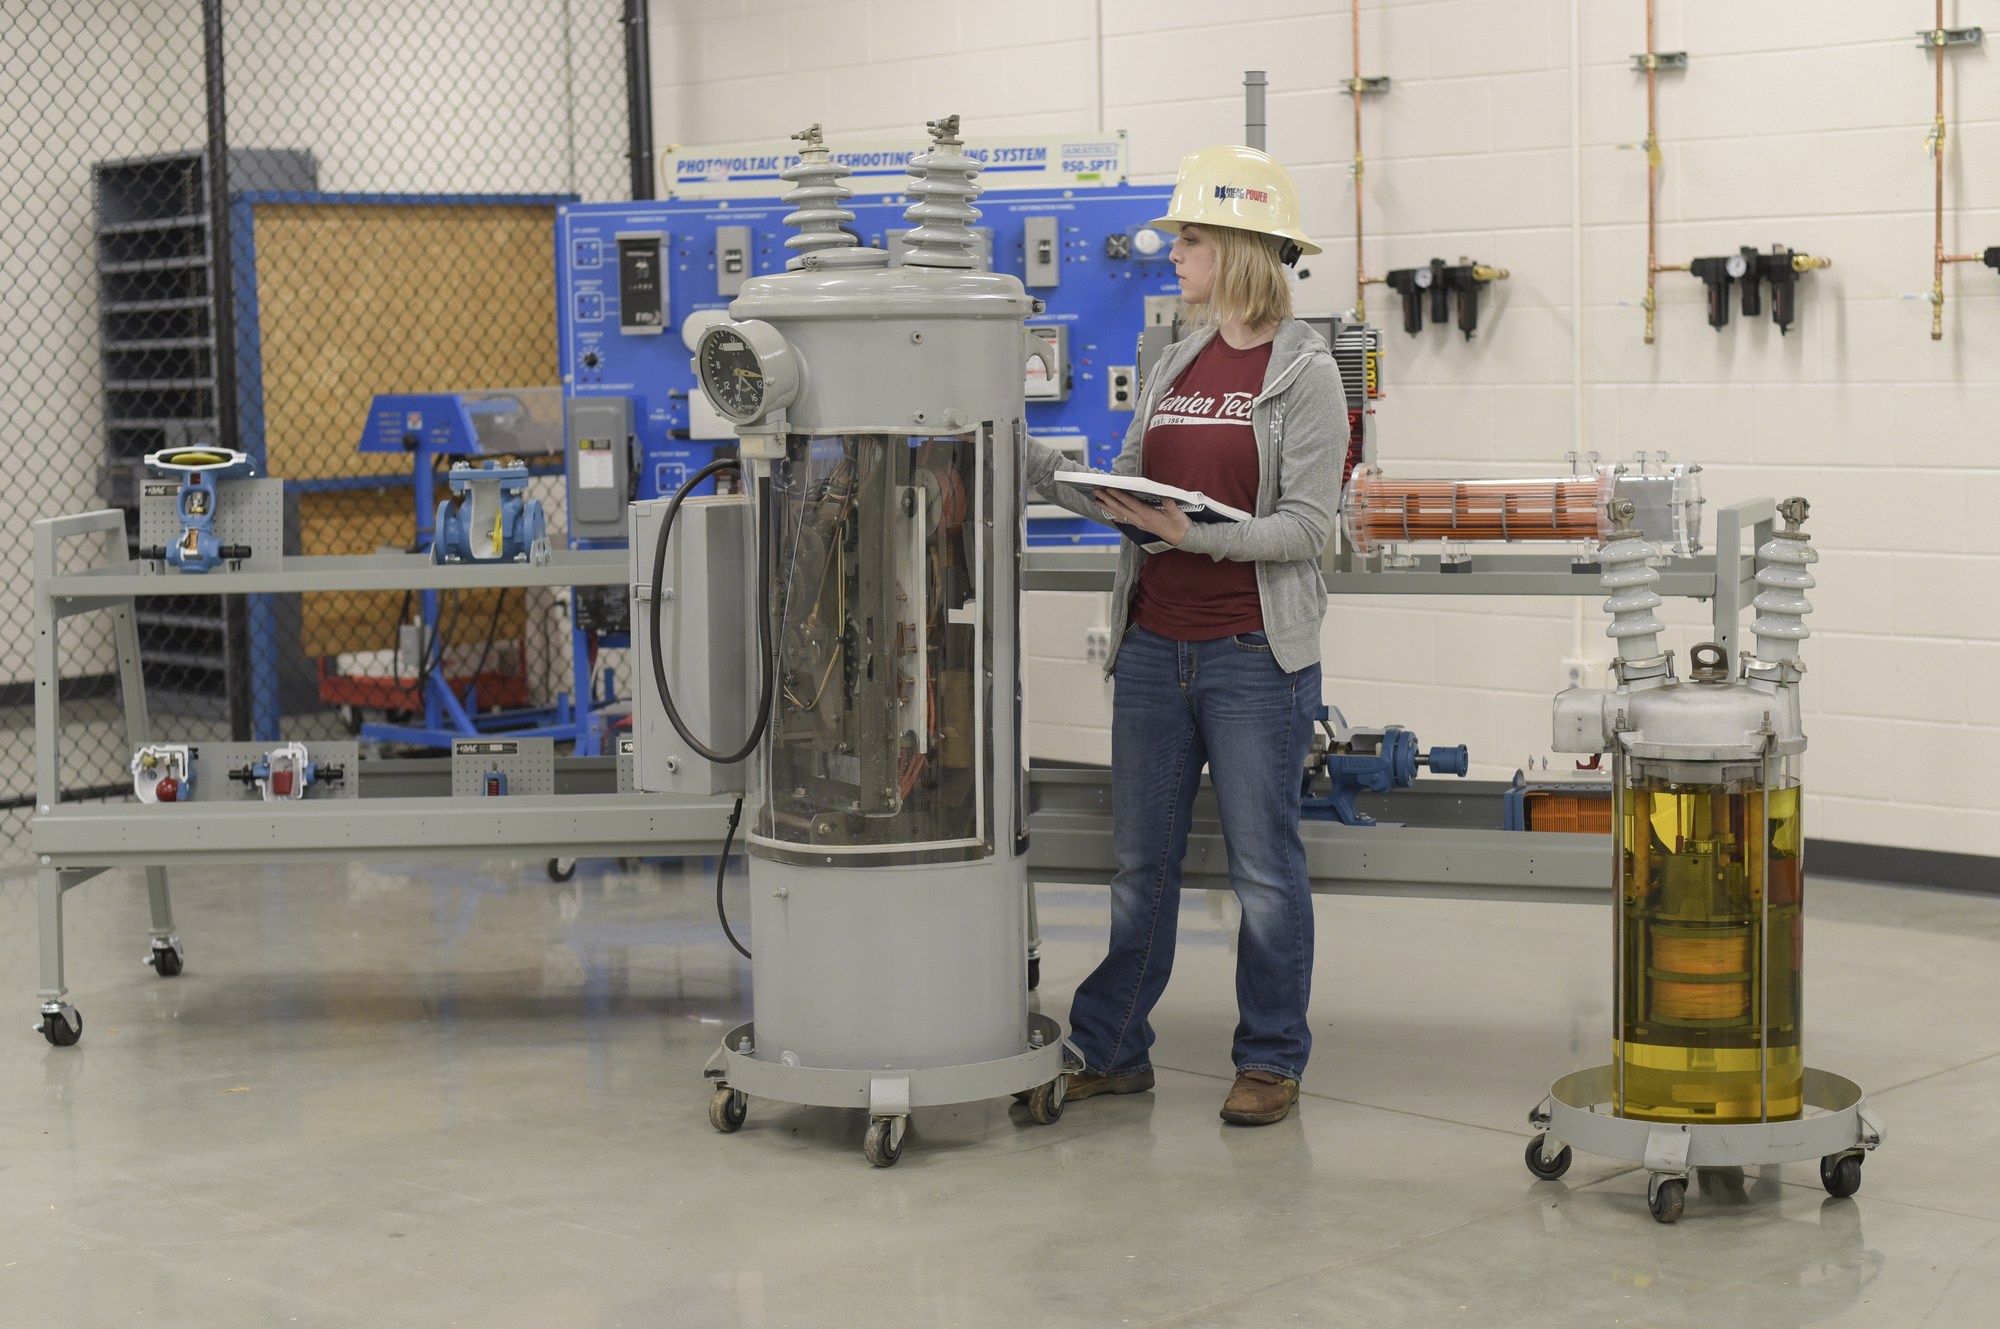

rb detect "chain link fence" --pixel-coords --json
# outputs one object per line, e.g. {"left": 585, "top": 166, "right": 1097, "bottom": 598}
{"left": 2, "top": 0, "right": 635, "bottom": 867}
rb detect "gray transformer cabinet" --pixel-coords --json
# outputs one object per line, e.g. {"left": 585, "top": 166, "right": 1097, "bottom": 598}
{"left": 646, "top": 120, "right": 1068, "bottom": 1165}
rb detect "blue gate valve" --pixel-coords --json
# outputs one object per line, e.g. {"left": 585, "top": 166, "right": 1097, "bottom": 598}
{"left": 433, "top": 460, "right": 550, "bottom": 565}
{"left": 1301, "top": 706, "right": 1469, "bottom": 827}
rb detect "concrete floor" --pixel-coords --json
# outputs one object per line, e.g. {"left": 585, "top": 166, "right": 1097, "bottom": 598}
{"left": 2, "top": 858, "right": 1996, "bottom": 1328}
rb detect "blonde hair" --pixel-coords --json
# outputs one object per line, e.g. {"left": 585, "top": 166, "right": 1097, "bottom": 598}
{"left": 1182, "top": 223, "right": 1293, "bottom": 332}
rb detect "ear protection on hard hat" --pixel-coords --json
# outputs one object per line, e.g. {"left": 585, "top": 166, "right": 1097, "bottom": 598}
{"left": 1147, "top": 144, "right": 1321, "bottom": 261}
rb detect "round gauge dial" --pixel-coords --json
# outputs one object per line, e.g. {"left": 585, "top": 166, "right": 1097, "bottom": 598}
{"left": 1413, "top": 267, "right": 1434, "bottom": 289}
{"left": 1726, "top": 254, "right": 1749, "bottom": 279}
{"left": 696, "top": 319, "right": 799, "bottom": 425}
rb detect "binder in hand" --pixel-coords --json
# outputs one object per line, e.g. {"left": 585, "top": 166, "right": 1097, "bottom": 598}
{"left": 1050, "top": 470, "right": 1251, "bottom": 551}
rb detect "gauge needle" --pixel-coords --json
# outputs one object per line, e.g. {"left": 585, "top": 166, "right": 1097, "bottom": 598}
{"left": 734, "top": 367, "right": 762, "bottom": 379}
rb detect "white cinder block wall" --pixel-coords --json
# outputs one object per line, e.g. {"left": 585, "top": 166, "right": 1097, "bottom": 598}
{"left": 651, "top": 0, "right": 2000, "bottom": 859}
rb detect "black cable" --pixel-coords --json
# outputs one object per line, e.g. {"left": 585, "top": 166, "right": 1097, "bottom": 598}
{"left": 715, "top": 796, "right": 750, "bottom": 959}
{"left": 648, "top": 458, "right": 774, "bottom": 765}
{"left": 456, "top": 587, "right": 507, "bottom": 707}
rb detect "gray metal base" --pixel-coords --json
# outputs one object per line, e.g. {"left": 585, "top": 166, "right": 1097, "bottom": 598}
{"left": 1528, "top": 1064, "right": 1885, "bottom": 1221}
{"left": 704, "top": 1014, "right": 1068, "bottom": 1116}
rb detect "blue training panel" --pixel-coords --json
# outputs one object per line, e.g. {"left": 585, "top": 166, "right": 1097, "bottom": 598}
{"left": 554, "top": 183, "right": 1177, "bottom": 547}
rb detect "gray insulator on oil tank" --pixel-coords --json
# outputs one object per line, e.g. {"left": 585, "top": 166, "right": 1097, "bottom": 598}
{"left": 780, "top": 123, "right": 859, "bottom": 269}
{"left": 1751, "top": 496, "right": 1817, "bottom": 666}
{"left": 901, "top": 114, "right": 985, "bottom": 269}
{"left": 1600, "top": 499, "right": 1665, "bottom": 667}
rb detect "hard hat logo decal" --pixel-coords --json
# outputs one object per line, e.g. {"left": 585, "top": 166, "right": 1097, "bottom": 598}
{"left": 1213, "top": 185, "right": 1270, "bottom": 203}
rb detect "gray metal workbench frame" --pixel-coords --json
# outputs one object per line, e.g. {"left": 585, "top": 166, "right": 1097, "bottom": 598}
{"left": 26, "top": 499, "right": 1774, "bottom": 1039}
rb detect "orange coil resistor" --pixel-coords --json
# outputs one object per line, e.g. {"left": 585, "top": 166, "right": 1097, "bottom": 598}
{"left": 1341, "top": 465, "right": 1614, "bottom": 553}
{"left": 1648, "top": 929, "right": 1751, "bottom": 1022}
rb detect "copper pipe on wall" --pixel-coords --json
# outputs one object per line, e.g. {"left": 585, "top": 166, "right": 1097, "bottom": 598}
{"left": 1929, "top": 2, "right": 1985, "bottom": 338}
{"left": 1350, "top": 2, "right": 1381, "bottom": 321}
{"left": 1643, "top": 0, "right": 1662, "bottom": 344}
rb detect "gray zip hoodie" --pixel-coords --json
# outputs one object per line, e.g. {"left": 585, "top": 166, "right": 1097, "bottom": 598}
{"left": 1022, "top": 318, "right": 1347, "bottom": 674}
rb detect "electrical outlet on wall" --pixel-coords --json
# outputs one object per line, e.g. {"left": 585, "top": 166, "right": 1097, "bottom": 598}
{"left": 1084, "top": 626, "right": 1113, "bottom": 664}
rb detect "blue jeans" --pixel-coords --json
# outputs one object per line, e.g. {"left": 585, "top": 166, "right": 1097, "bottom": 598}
{"left": 1067, "top": 625, "right": 1320, "bottom": 1081}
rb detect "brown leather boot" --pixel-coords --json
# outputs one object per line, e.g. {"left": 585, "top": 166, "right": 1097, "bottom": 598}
{"left": 1220, "top": 1070, "right": 1300, "bottom": 1125}
{"left": 1063, "top": 1066, "right": 1156, "bottom": 1100}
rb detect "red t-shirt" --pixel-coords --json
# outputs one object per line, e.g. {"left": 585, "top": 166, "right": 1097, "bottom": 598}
{"left": 1130, "top": 336, "right": 1269, "bottom": 641}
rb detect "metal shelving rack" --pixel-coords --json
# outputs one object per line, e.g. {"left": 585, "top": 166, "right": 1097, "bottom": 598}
{"left": 25, "top": 499, "right": 1776, "bottom": 1047}
{"left": 93, "top": 148, "right": 318, "bottom": 729}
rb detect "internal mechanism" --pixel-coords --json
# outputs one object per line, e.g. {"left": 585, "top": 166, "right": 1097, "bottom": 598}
{"left": 131, "top": 743, "right": 197, "bottom": 803}
{"left": 1617, "top": 761, "right": 1805, "bottom": 1123}
{"left": 760, "top": 430, "right": 987, "bottom": 852}
{"left": 227, "top": 741, "right": 344, "bottom": 802}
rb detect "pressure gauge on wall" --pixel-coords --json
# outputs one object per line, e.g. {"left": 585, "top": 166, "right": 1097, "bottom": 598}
{"left": 1725, "top": 252, "right": 1749, "bottom": 280}
{"left": 694, "top": 319, "right": 800, "bottom": 425}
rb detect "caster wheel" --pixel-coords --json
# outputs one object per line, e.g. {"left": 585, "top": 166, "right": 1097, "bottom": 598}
{"left": 863, "top": 1117, "right": 904, "bottom": 1168}
{"left": 1026, "top": 1077, "right": 1065, "bottom": 1125}
{"left": 1820, "top": 1152, "right": 1863, "bottom": 1199}
{"left": 1028, "top": 955, "right": 1041, "bottom": 991}
{"left": 1649, "top": 1177, "right": 1687, "bottom": 1225}
{"left": 1524, "top": 1134, "right": 1572, "bottom": 1181}
{"left": 708, "top": 1086, "right": 747, "bottom": 1134}
{"left": 547, "top": 857, "right": 577, "bottom": 883}
{"left": 148, "top": 942, "right": 183, "bottom": 978}
{"left": 40, "top": 1006, "right": 81, "bottom": 1048}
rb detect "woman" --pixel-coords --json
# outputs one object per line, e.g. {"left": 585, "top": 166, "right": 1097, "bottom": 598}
{"left": 1024, "top": 145, "right": 1344, "bottom": 1125}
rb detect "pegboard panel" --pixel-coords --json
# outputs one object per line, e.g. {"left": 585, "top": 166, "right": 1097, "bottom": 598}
{"left": 616, "top": 733, "right": 635, "bottom": 793}
{"left": 137, "top": 477, "right": 286, "bottom": 571}
{"left": 137, "top": 740, "right": 358, "bottom": 802}
{"left": 451, "top": 737, "right": 555, "bottom": 797}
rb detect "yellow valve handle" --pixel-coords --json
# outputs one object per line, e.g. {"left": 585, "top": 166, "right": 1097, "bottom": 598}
{"left": 490, "top": 509, "right": 505, "bottom": 555}
{"left": 161, "top": 449, "right": 231, "bottom": 466}
{"left": 1645, "top": 138, "right": 1662, "bottom": 169}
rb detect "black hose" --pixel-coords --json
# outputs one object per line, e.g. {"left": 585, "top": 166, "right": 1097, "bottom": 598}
{"left": 648, "top": 458, "right": 774, "bottom": 766}
{"left": 716, "top": 796, "right": 750, "bottom": 959}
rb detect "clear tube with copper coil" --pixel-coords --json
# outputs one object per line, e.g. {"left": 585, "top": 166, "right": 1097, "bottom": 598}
{"left": 1340, "top": 465, "right": 1615, "bottom": 554}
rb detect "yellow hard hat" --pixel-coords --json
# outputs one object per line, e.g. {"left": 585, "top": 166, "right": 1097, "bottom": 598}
{"left": 1147, "top": 144, "right": 1321, "bottom": 259}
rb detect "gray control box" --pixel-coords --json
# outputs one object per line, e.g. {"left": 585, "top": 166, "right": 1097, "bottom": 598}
{"left": 630, "top": 495, "right": 753, "bottom": 797}
{"left": 451, "top": 738, "right": 556, "bottom": 797}
{"left": 565, "top": 395, "right": 633, "bottom": 543}
{"left": 1023, "top": 214, "right": 1061, "bottom": 288}
{"left": 1025, "top": 323, "right": 1069, "bottom": 402}
{"left": 715, "top": 224, "right": 751, "bottom": 297}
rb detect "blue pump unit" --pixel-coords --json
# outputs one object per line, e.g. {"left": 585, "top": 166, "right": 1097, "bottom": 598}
{"left": 1301, "top": 707, "right": 1469, "bottom": 827}
{"left": 554, "top": 183, "right": 1179, "bottom": 547}
{"left": 432, "top": 461, "right": 549, "bottom": 565}
{"left": 142, "top": 446, "right": 258, "bottom": 573}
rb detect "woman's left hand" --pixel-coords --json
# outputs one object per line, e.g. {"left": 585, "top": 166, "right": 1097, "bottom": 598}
{"left": 1094, "top": 489, "right": 1190, "bottom": 546}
